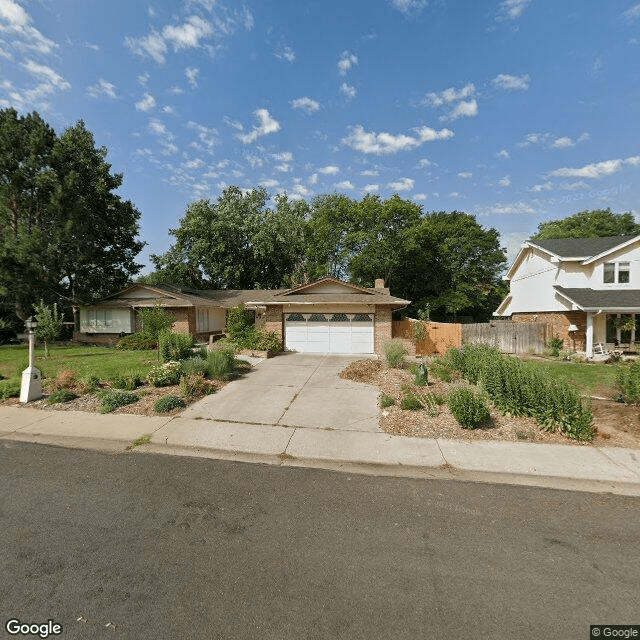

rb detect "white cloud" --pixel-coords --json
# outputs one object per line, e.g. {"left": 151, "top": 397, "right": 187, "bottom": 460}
{"left": 418, "top": 158, "right": 433, "bottom": 167}
{"left": 260, "top": 178, "right": 279, "bottom": 188}
{"left": 449, "top": 192, "right": 460, "bottom": 198}
{"left": 342, "top": 124, "right": 453, "bottom": 155}
{"left": 496, "top": 149, "right": 510, "bottom": 159}
{"left": 550, "top": 136, "right": 573, "bottom": 149}
{"left": 185, "top": 67, "right": 199, "bottom": 88}
{"left": 335, "top": 180, "right": 354, "bottom": 190}
{"left": 388, "top": 177, "right": 414, "bottom": 191}
{"left": 458, "top": 171, "right": 472, "bottom": 179}
{"left": 126, "top": 31, "right": 167, "bottom": 64}
{"left": 622, "top": 3, "right": 640, "bottom": 21}
{"left": 445, "top": 99, "right": 478, "bottom": 121}
{"left": 361, "top": 169, "right": 379, "bottom": 176}
{"left": 86, "top": 78, "right": 117, "bottom": 99}
{"left": 308, "top": 173, "right": 318, "bottom": 185}
{"left": 340, "top": 82, "right": 356, "bottom": 99}
{"left": 413, "top": 193, "right": 427, "bottom": 200}
{"left": 390, "top": 0, "right": 428, "bottom": 15}
{"left": 530, "top": 182, "right": 553, "bottom": 192}
{"left": 291, "top": 96, "right": 320, "bottom": 113}
{"left": 275, "top": 163, "right": 291, "bottom": 173}
{"left": 338, "top": 51, "right": 358, "bottom": 75}
{"left": 0, "top": 0, "right": 57, "bottom": 54}
{"left": 423, "top": 83, "right": 475, "bottom": 108}
{"left": 547, "top": 156, "right": 640, "bottom": 179}
{"left": 237, "top": 108, "right": 281, "bottom": 144}
{"left": 497, "top": 0, "right": 531, "bottom": 20}
{"left": 275, "top": 45, "right": 295, "bottom": 62}
{"left": 149, "top": 118, "right": 169, "bottom": 136}
{"left": 22, "top": 60, "right": 69, "bottom": 89}
{"left": 362, "top": 184, "right": 379, "bottom": 193}
{"left": 492, "top": 73, "right": 530, "bottom": 91}
{"left": 135, "top": 92, "right": 156, "bottom": 111}
{"left": 184, "top": 158, "right": 204, "bottom": 170}
{"left": 223, "top": 116, "right": 244, "bottom": 131}
{"left": 477, "top": 201, "right": 538, "bottom": 216}
{"left": 272, "top": 151, "right": 293, "bottom": 162}
{"left": 138, "top": 72, "right": 150, "bottom": 86}
{"left": 319, "top": 165, "right": 340, "bottom": 175}
{"left": 162, "top": 105, "right": 175, "bottom": 114}
{"left": 498, "top": 176, "right": 511, "bottom": 187}
{"left": 162, "top": 15, "right": 213, "bottom": 51}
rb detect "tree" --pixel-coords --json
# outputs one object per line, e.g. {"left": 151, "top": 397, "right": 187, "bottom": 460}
{"left": 0, "top": 109, "right": 145, "bottom": 321}
{"left": 151, "top": 187, "right": 308, "bottom": 289}
{"left": 532, "top": 208, "right": 640, "bottom": 240}
{"left": 34, "top": 300, "right": 63, "bottom": 357}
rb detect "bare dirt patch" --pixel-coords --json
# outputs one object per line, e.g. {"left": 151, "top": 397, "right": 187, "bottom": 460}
{"left": 340, "top": 359, "right": 640, "bottom": 449}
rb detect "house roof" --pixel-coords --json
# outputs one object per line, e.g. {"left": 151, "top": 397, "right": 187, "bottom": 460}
{"left": 554, "top": 286, "right": 640, "bottom": 311}
{"left": 531, "top": 235, "right": 637, "bottom": 259}
{"left": 88, "top": 279, "right": 409, "bottom": 309}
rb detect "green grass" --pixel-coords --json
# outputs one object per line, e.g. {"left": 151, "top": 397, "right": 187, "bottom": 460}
{"left": 524, "top": 359, "right": 617, "bottom": 395}
{"left": 0, "top": 345, "right": 157, "bottom": 384}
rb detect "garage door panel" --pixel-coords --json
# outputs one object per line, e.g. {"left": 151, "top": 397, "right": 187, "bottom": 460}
{"left": 329, "top": 323, "right": 351, "bottom": 353}
{"left": 306, "top": 323, "right": 330, "bottom": 352}
{"left": 285, "top": 314, "right": 374, "bottom": 354}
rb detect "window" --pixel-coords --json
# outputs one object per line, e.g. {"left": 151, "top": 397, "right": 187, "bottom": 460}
{"left": 286, "top": 313, "right": 305, "bottom": 322}
{"left": 604, "top": 262, "right": 630, "bottom": 284}
{"left": 352, "top": 313, "right": 372, "bottom": 322}
{"left": 87, "top": 309, "right": 112, "bottom": 327}
{"left": 330, "top": 313, "right": 348, "bottom": 322}
{"left": 308, "top": 313, "right": 327, "bottom": 322}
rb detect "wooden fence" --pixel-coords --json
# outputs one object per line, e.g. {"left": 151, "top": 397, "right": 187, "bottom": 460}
{"left": 461, "top": 321, "right": 549, "bottom": 354}
{"left": 392, "top": 319, "right": 462, "bottom": 356}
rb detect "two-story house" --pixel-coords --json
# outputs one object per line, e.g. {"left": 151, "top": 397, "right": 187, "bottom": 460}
{"left": 494, "top": 235, "right": 640, "bottom": 357}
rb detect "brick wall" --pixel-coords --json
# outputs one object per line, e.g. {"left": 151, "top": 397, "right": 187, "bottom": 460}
{"left": 511, "top": 311, "right": 586, "bottom": 351}
{"left": 73, "top": 331, "right": 119, "bottom": 346}
{"left": 170, "top": 308, "right": 195, "bottom": 334}
{"left": 264, "top": 306, "right": 283, "bottom": 345}
{"left": 374, "top": 306, "right": 393, "bottom": 354}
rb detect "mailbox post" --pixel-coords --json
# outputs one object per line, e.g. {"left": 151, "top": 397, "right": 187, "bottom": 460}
{"left": 19, "top": 316, "right": 42, "bottom": 403}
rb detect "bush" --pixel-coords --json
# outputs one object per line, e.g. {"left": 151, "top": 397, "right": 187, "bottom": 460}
{"left": 414, "top": 363, "right": 428, "bottom": 386}
{"left": 100, "top": 390, "right": 138, "bottom": 414}
{"left": 0, "top": 378, "right": 21, "bottom": 399}
{"left": 109, "top": 372, "right": 143, "bottom": 391}
{"left": 179, "top": 373, "right": 207, "bottom": 398}
{"left": 154, "top": 394, "right": 185, "bottom": 413}
{"left": 547, "top": 337, "right": 564, "bottom": 357}
{"left": 206, "top": 349, "right": 235, "bottom": 379}
{"left": 233, "top": 327, "right": 281, "bottom": 352}
{"left": 77, "top": 374, "right": 101, "bottom": 394}
{"left": 158, "top": 330, "right": 194, "bottom": 362}
{"left": 49, "top": 369, "right": 77, "bottom": 391}
{"left": 400, "top": 394, "right": 423, "bottom": 410}
{"left": 380, "top": 394, "right": 396, "bottom": 408}
{"left": 615, "top": 361, "right": 640, "bottom": 404}
{"left": 225, "top": 304, "right": 254, "bottom": 339}
{"left": 117, "top": 333, "right": 158, "bottom": 350}
{"left": 147, "top": 361, "right": 181, "bottom": 387}
{"left": 447, "top": 387, "right": 490, "bottom": 429}
{"left": 180, "top": 356, "right": 208, "bottom": 377}
{"left": 136, "top": 305, "right": 175, "bottom": 339}
{"left": 48, "top": 389, "right": 78, "bottom": 404}
{"left": 384, "top": 340, "right": 407, "bottom": 368}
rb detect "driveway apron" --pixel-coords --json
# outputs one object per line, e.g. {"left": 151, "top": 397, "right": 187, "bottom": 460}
{"left": 182, "top": 353, "right": 381, "bottom": 432}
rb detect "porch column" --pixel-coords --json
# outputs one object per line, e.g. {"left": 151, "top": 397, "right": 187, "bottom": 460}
{"left": 586, "top": 312, "right": 594, "bottom": 358}
{"left": 632, "top": 314, "right": 636, "bottom": 346}
{"left": 616, "top": 313, "right": 621, "bottom": 345}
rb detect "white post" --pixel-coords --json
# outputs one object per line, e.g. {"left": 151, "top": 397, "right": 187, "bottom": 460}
{"left": 19, "top": 318, "right": 42, "bottom": 403}
{"left": 586, "top": 312, "right": 594, "bottom": 358}
{"left": 631, "top": 314, "right": 636, "bottom": 348}
{"left": 616, "top": 313, "right": 621, "bottom": 346}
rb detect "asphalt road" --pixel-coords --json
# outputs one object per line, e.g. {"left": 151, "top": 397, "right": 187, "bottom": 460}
{"left": 1, "top": 441, "right": 638, "bottom": 640}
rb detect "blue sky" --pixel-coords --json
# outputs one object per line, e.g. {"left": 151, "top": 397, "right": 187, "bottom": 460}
{"left": 2, "top": 0, "right": 640, "bottom": 272}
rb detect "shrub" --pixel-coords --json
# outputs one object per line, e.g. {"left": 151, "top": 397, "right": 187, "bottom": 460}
{"left": 447, "top": 387, "right": 490, "bottom": 429}
{"left": 401, "top": 394, "right": 423, "bottom": 410}
{"left": 154, "top": 394, "right": 185, "bottom": 413}
{"left": 48, "top": 389, "right": 78, "bottom": 404}
{"left": 117, "top": 333, "right": 158, "bottom": 350}
{"left": 158, "top": 330, "right": 194, "bottom": 362}
{"left": 77, "top": 374, "right": 101, "bottom": 394}
{"left": 429, "top": 357, "right": 453, "bottom": 382}
{"left": 414, "top": 363, "right": 428, "bottom": 386}
{"left": 34, "top": 300, "right": 63, "bottom": 358}
{"left": 50, "top": 369, "right": 77, "bottom": 391}
{"left": 225, "top": 304, "right": 254, "bottom": 339}
{"left": 206, "top": 349, "right": 235, "bottom": 379}
{"left": 234, "top": 327, "right": 281, "bottom": 352}
{"left": 180, "top": 356, "right": 208, "bottom": 377}
{"left": 615, "top": 361, "right": 640, "bottom": 404}
{"left": 109, "top": 372, "right": 143, "bottom": 391}
{"left": 100, "top": 390, "right": 138, "bottom": 414}
{"left": 380, "top": 394, "right": 396, "bottom": 408}
{"left": 179, "top": 373, "right": 207, "bottom": 398}
{"left": 547, "top": 337, "right": 564, "bottom": 357}
{"left": 413, "top": 321, "right": 427, "bottom": 341}
{"left": 0, "top": 378, "right": 21, "bottom": 399}
{"left": 384, "top": 340, "right": 407, "bottom": 368}
{"left": 147, "top": 361, "right": 181, "bottom": 387}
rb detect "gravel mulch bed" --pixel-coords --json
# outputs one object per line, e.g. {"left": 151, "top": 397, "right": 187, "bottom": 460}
{"left": 340, "top": 359, "right": 639, "bottom": 448}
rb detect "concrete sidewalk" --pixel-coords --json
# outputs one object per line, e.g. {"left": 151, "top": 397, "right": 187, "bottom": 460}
{"left": 1, "top": 406, "right": 639, "bottom": 496}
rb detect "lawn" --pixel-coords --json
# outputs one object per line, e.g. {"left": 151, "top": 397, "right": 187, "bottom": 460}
{"left": 0, "top": 345, "right": 158, "bottom": 383}
{"left": 522, "top": 358, "right": 619, "bottom": 395}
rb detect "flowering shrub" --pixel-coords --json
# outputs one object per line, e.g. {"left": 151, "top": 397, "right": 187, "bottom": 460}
{"left": 146, "top": 361, "right": 181, "bottom": 387}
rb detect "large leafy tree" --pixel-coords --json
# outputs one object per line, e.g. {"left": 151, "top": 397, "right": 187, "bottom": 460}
{"left": 0, "top": 108, "right": 145, "bottom": 320}
{"left": 151, "top": 186, "right": 308, "bottom": 289}
{"left": 532, "top": 208, "right": 640, "bottom": 240}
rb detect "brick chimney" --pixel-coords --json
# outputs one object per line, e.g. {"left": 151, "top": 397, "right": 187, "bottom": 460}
{"left": 374, "top": 278, "right": 385, "bottom": 289}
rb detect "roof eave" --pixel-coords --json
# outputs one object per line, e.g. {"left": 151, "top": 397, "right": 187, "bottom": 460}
{"left": 581, "top": 234, "right": 640, "bottom": 265}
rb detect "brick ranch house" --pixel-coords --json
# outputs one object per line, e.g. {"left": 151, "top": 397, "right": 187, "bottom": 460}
{"left": 494, "top": 234, "right": 640, "bottom": 357}
{"left": 76, "top": 277, "right": 410, "bottom": 355}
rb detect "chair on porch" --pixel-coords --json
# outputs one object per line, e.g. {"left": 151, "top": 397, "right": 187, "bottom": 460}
{"left": 593, "top": 342, "right": 608, "bottom": 356}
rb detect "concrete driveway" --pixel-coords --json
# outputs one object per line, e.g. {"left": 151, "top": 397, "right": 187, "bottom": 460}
{"left": 182, "top": 352, "right": 381, "bottom": 432}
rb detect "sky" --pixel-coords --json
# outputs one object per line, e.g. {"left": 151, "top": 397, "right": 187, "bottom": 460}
{"left": 2, "top": 0, "right": 640, "bottom": 273}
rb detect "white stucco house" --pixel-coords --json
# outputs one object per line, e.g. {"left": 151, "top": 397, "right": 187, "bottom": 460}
{"left": 494, "top": 235, "right": 640, "bottom": 357}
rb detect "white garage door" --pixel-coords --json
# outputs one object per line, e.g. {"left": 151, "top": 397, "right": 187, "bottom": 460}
{"left": 285, "top": 313, "right": 374, "bottom": 354}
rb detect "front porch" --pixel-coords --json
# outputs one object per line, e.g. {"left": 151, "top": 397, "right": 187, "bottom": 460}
{"left": 586, "top": 312, "right": 638, "bottom": 358}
